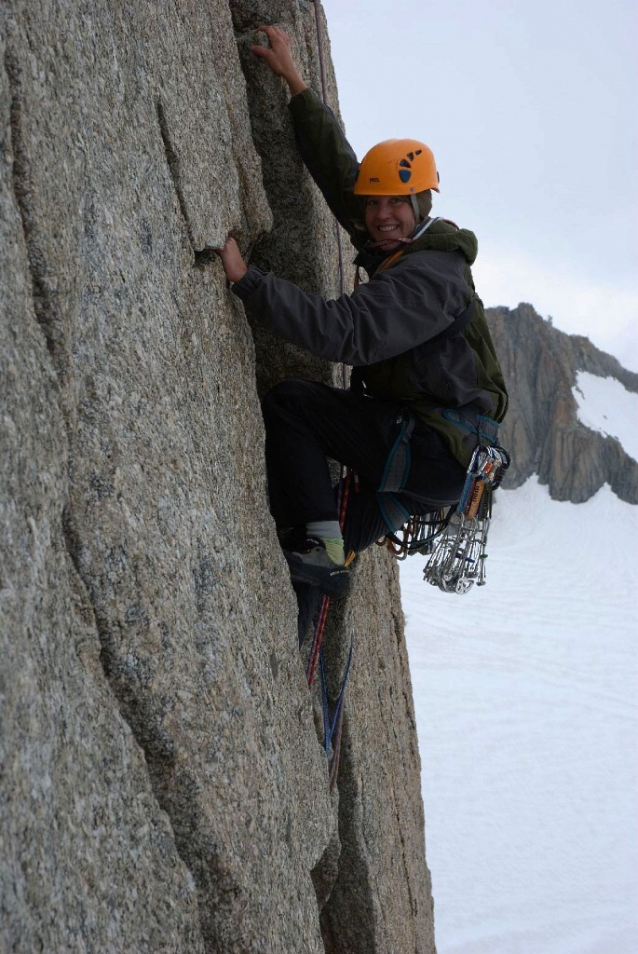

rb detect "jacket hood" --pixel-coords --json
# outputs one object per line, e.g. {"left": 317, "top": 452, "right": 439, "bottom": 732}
{"left": 409, "top": 218, "right": 478, "bottom": 265}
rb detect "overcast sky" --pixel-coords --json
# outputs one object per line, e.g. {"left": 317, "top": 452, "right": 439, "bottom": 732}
{"left": 320, "top": 0, "right": 638, "bottom": 371}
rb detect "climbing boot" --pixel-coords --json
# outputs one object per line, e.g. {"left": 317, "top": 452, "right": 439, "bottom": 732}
{"left": 281, "top": 534, "right": 350, "bottom": 599}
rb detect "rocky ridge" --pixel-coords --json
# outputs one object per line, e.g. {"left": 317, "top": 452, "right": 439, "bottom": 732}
{"left": 487, "top": 303, "right": 638, "bottom": 504}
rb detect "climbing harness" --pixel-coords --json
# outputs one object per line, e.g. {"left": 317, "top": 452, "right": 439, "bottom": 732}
{"left": 378, "top": 412, "right": 415, "bottom": 493}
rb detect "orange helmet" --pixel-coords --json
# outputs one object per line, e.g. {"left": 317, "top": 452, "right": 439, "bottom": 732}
{"left": 354, "top": 138, "right": 440, "bottom": 195}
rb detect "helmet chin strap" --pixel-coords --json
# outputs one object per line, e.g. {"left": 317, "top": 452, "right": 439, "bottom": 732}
{"left": 365, "top": 215, "right": 439, "bottom": 251}
{"left": 409, "top": 215, "right": 438, "bottom": 241}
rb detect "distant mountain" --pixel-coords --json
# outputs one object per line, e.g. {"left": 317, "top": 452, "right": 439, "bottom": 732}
{"left": 486, "top": 303, "right": 638, "bottom": 504}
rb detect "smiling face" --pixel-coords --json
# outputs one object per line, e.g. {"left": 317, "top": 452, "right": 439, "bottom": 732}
{"left": 364, "top": 195, "right": 416, "bottom": 251}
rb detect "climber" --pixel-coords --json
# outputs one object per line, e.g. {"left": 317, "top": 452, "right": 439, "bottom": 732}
{"left": 214, "top": 25, "right": 508, "bottom": 599}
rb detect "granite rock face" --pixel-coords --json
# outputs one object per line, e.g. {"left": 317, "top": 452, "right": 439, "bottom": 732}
{"left": 1, "top": 3, "right": 435, "bottom": 953}
{"left": 486, "top": 303, "right": 638, "bottom": 504}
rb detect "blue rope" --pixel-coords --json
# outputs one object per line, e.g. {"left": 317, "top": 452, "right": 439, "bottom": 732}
{"left": 319, "top": 629, "right": 354, "bottom": 755}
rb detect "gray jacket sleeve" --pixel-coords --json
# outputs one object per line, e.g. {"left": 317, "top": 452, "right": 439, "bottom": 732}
{"left": 232, "top": 250, "right": 469, "bottom": 366}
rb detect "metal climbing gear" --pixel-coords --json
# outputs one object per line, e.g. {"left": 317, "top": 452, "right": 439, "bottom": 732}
{"left": 379, "top": 443, "right": 510, "bottom": 592}
{"left": 422, "top": 444, "right": 510, "bottom": 594}
{"left": 379, "top": 508, "right": 452, "bottom": 561}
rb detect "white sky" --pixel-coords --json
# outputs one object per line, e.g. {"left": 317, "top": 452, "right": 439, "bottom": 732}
{"left": 320, "top": 0, "right": 638, "bottom": 371}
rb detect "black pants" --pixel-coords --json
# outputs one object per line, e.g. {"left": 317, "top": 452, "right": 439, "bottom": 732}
{"left": 262, "top": 380, "right": 467, "bottom": 554}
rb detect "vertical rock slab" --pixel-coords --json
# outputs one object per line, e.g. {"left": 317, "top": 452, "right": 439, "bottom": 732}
{"left": 0, "top": 35, "right": 204, "bottom": 950}
{"left": 1, "top": 0, "right": 437, "bottom": 951}
{"left": 315, "top": 556, "right": 437, "bottom": 954}
{"left": 2, "top": 2, "right": 333, "bottom": 951}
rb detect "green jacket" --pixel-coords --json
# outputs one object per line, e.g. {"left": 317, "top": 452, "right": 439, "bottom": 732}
{"left": 233, "top": 88, "right": 508, "bottom": 466}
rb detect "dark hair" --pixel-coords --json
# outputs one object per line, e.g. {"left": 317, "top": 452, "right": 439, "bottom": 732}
{"left": 415, "top": 190, "right": 433, "bottom": 220}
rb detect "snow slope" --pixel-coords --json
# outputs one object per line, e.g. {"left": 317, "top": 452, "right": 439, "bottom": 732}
{"left": 573, "top": 371, "right": 638, "bottom": 462}
{"left": 401, "top": 478, "right": 638, "bottom": 954}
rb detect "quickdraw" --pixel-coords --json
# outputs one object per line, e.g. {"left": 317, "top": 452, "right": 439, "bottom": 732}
{"left": 379, "top": 508, "right": 452, "bottom": 561}
{"left": 422, "top": 444, "right": 510, "bottom": 594}
{"left": 381, "top": 444, "right": 510, "bottom": 593}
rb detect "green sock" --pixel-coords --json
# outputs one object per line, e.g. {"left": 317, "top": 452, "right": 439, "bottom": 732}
{"left": 322, "top": 537, "right": 345, "bottom": 566}
{"left": 306, "top": 521, "right": 345, "bottom": 565}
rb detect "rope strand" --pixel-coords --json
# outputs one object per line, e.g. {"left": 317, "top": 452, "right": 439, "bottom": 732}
{"left": 303, "top": 4, "right": 353, "bottom": 789}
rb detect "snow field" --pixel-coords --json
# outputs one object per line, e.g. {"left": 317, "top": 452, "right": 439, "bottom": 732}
{"left": 401, "top": 478, "right": 638, "bottom": 954}
{"left": 573, "top": 371, "right": 638, "bottom": 462}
